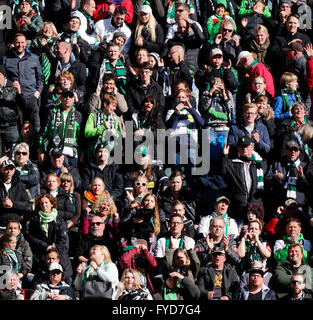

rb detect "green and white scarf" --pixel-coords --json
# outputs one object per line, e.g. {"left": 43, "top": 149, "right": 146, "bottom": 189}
{"left": 98, "top": 58, "right": 127, "bottom": 94}
{"left": 5, "top": 248, "right": 20, "bottom": 272}
{"left": 285, "top": 159, "right": 301, "bottom": 199}
{"left": 281, "top": 89, "right": 303, "bottom": 113}
{"left": 39, "top": 208, "right": 58, "bottom": 237}
{"left": 211, "top": 212, "right": 230, "bottom": 236}
{"left": 161, "top": 283, "right": 180, "bottom": 300}
{"left": 247, "top": 151, "right": 264, "bottom": 190}
{"left": 51, "top": 106, "right": 77, "bottom": 158}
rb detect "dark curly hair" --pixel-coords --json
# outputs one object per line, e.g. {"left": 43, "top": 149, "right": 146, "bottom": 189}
{"left": 34, "top": 193, "right": 58, "bottom": 211}
{"left": 246, "top": 203, "right": 264, "bottom": 222}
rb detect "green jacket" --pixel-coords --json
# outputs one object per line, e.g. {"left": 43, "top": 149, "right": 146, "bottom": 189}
{"left": 238, "top": 0, "right": 271, "bottom": 18}
{"left": 207, "top": 14, "right": 236, "bottom": 41}
{"left": 274, "top": 233, "right": 309, "bottom": 263}
{"left": 38, "top": 105, "right": 82, "bottom": 156}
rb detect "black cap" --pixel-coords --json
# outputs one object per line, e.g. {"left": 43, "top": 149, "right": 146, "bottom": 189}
{"left": 19, "top": 0, "right": 32, "bottom": 5}
{"left": 50, "top": 148, "right": 63, "bottom": 156}
{"left": 162, "top": 266, "right": 180, "bottom": 280}
{"left": 286, "top": 140, "right": 300, "bottom": 150}
{"left": 61, "top": 88, "right": 74, "bottom": 95}
{"left": 212, "top": 247, "right": 226, "bottom": 255}
{"left": 249, "top": 267, "right": 265, "bottom": 277}
{"left": 237, "top": 135, "right": 252, "bottom": 147}
{"left": 95, "top": 142, "right": 109, "bottom": 154}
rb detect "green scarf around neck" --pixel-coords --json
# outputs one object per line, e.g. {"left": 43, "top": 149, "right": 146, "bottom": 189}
{"left": 39, "top": 208, "right": 58, "bottom": 236}
{"left": 281, "top": 89, "right": 303, "bottom": 113}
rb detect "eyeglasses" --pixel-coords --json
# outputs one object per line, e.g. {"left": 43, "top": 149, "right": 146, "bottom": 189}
{"left": 170, "top": 221, "right": 182, "bottom": 225}
{"left": 16, "top": 151, "right": 28, "bottom": 156}
{"left": 90, "top": 222, "right": 104, "bottom": 227}
{"left": 250, "top": 274, "right": 262, "bottom": 278}
{"left": 61, "top": 93, "right": 74, "bottom": 98}
{"left": 135, "top": 182, "right": 147, "bottom": 187}
{"left": 61, "top": 179, "right": 71, "bottom": 183}
{"left": 223, "top": 28, "right": 233, "bottom": 33}
{"left": 175, "top": 9, "right": 185, "bottom": 13}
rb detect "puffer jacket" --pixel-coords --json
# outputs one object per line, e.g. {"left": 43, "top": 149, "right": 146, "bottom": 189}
{"left": 30, "top": 280, "right": 75, "bottom": 300}
{"left": 236, "top": 283, "right": 277, "bottom": 300}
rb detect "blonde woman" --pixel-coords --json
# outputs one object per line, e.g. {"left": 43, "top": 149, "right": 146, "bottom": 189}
{"left": 74, "top": 245, "right": 119, "bottom": 300}
{"left": 114, "top": 268, "right": 153, "bottom": 300}
{"left": 30, "top": 21, "right": 60, "bottom": 85}
{"left": 132, "top": 4, "right": 164, "bottom": 54}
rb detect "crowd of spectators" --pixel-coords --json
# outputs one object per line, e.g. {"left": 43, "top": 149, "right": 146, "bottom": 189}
{"left": 0, "top": 0, "right": 313, "bottom": 301}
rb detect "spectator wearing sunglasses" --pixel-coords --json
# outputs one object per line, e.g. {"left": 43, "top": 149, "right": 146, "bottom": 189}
{"left": 282, "top": 273, "right": 313, "bottom": 300}
{"left": 37, "top": 88, "right": 83, "bottom": 169}
{"left": 12, "top": 142, "right": 40, "bottom": 199}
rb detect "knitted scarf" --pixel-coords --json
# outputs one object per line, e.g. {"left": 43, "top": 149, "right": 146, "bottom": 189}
{"left": 208, "top": 95, "right": 229, "bottom": 121}
{"left": 98, "top": 58, "right": 126, "bottom": 94}
{"left": 15, "top": 10, "right": 35, "bottom": 30}
{"left": 84, "top": 190, "right": 106, "bottom": 203}
{"left": 82, "top": 260, "right": 109, "bottom": 284}
{"left": 51, "top": 106, "right": 76, "bottom": 157}
{"left": 79, "top": 10, "right": 95, "bottom": 35}
{"left": 161, "top": 283, "right": 180, "bottom": 300}
{"left": 5, "top": 249, "right": 20, "bottom": 272}
{"left": 245, "top": 151, "right": 264, "bottom": 190}
{"left": 39, "top": 208, "right": 58, "bottom": 237}
{"left": 284, "top": 159, "right": 301, "bottom": 199}
{"left": 250, "top": 38, "right": 270, "bottom": 64}
{"left": 38, "top": 37, "right": 54, "bottom": 85}
{"left": 281, "top": 89, "right": 303, "bottom": 114}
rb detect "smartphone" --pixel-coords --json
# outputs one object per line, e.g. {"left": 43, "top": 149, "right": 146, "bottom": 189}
{"left": 215, "top": 78, "right": 221, "bottom": 84}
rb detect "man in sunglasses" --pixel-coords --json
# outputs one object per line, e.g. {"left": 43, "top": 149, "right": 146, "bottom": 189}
{"left": 73, "top": 215, "right": 117, "bottom": 269}
{"left": 283, "top": 273, "right": 313, "bottom": 300}
{"left": 37, "top": 88, "right": 83, "bottom": 168}
{"left": 0, "top": 159, "right": 31, "bottom": 231}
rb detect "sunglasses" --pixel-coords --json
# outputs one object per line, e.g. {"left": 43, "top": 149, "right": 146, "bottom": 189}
{"left": 16, "top": 151, "right": 28, "bottom": 156}
{"left": 135, "top": 182, "right": 147, "bottom": 187}
{"left": 61, "top": 93, "right": 74, "bottom": 98}
{"left": 90, "top": 222, "right": 104, "bottom": 227}
{"left": 61, "top": 179, "right": 71, "bottom": 183}
{"left": 175, "top": 9, "right": 185, "bottom": 12}
{"left": 223, "top": 28, "right": 233, "bottom": 33}
{"left": 291, "top": 280, "right": 303, "bottom": 285}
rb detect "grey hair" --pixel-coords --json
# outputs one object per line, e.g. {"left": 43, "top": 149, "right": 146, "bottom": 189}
{"left": 13, "top": 142, "right": 29, "bottom": 155}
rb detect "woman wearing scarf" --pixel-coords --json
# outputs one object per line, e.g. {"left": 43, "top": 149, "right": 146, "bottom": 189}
{"left": 26, "top": 193, "right": 70, "bottom": 280}
{"left": 274, "top": 72, "right": 304, "bottom": 121}
{"left": 0, "top": 233, "right": 26, "bottom": 280}
{"left": 74, "top": 245, "right": 119, "bottom": 300}
{"left": 114, "top": 268, "right": 153, "bottom": 300}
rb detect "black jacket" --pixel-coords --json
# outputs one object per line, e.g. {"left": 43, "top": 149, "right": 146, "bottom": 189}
{"left": 0, "top": 172, "right": 32, "bottom": 227}
{"left": 197, "top": 262, "right": 239, "bottom": 300}
{"left": 81, "top": 162, "right": 124, "bottom": 201}
{"left": 221, "top": 154, "right": 267, "bottom": 220}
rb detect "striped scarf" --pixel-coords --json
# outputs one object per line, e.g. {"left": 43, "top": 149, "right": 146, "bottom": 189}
{"left": 39, "top": 208, "right": 58, "bottom": 237}
{"left": 285, "top": 159, "right": 301, "bottom": 199}
{"left": 281, "top": 89, "right": 303, "bottom": 113}
{"left": 40, "top": 53, "right": 51, "bottom": 85}
{"left": 98, "top": 58, "right": 126, "bottom": 94}
{"left": 211, "top": 212, "right": 230, "bottom": 236}
{"left": 246, "top": 151, "right": 264, "bottom": 190}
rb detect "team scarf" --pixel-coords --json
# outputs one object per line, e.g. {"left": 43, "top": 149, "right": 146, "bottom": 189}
{"left": 98, "top": 58, "right": 127, "bottom": 94}
{"left": 82, "top": 260, "right": 109, "bottom": 284}
{"left": 39, "top": 208, "right": 58, "bottom": 237}
{"left": 211, "top": 212, "right": 230, "bottom": 236}
{"left": 284, "top": 159, "right": 301, "bottom": 199}
{"left": 51, "top": 106, "right": 77, "bottom": 157}
{"left": 84, "top": 190, "right": 107, "bottom": 203}
{"left": 291, "top": 120, "right": 311, "bottom": 160}
{"left": 207, "top": 95, "right": 229, "bottom": 121}
{"left": 245, "top": 151, "right": 264, "bottom": 190}
{"left": 161, "top": 283, "right": 180, "bottom": 300}
{"left": 5, "top": 249, "right": 20, "bottom": 272}
{"left": 15, "top": 10, "right": 35, "bottom": 30}
{"left": 79, "top": 9, "right": 95, "bottom": 35}
{"left": 281, "top": 89, "right": 303, "bottom": 113}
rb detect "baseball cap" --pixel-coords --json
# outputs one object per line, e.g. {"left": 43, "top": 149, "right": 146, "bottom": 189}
{"left": 283, "top": 40, "right": 303, "bottom": 53}
{"left": 286, "top": 140, "right": 300, "bottom": 150}
{"left": 210, "top": 48, "right": 223, "bottom": 57}
{"left": 135, "top": 145, "right": 148, "bottom": 157}
{"left": 212, "top": 247, "right": 225, "bottom": 255}
{"left": 284, "top": 199, "right": 298, "bottom": 208}
{"left": 1, "top": 160, "right": 15, "bottom": 169}
{"left": 48, "top": 262, "right": 63, "bottom": 273}
{"left": 237, "top": 135, "right": 252, "bottom": 147}
{"left": 248, "top": 266, "right": 265, "bottom": 277}
{"left": 236, "top": 51, "right": 252, "bottom": 66}
{"left": 95, "top": 142, "right": 109, "bottom": 154}
{"left": 61, "top": 88, "right": 74, "bottom": 97}
{"left": 50, "top": 148, "right": 63, "bottom": 156}
{"left": 19, "top": 0, "right": 32, "bottom": 5}
{"left": 113, "top": 31, "right": 127, "bottom": 40}
{"left": 139, "top": 4, "right": 152, "bottom": 14}
{"left": 280, "top": 0, "right": 292, "bottom": 6}
{"left": 215, "top": 196, "right": 230, "bottom": 204}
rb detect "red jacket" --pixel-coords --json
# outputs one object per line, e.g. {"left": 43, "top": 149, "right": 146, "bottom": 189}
{"left": 249, "top": 61, "right": 275, "bottom": 98}
{"left": 94, "top": 0, "right": 134, "bottom": 24}
{"left": 306, "top": 57, "right": 313, "bottom": 119}
{"left": 119, "top": 247, "right": 157, "bottom": 292}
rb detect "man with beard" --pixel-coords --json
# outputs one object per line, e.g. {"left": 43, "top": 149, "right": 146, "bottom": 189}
{"left": 73, "top": 215, "right": 117, "bottom": 267}
{"left": 283, "top": 273, "right": 313, "bottom": 300}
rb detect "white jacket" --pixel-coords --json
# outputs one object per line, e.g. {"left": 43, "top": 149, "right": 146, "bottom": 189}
{"left": 94, "top": 17, "right": 132, "bottom": 53}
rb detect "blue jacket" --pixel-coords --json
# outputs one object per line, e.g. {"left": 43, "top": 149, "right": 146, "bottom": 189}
{"left": 2, "top": 48, "right": 44, "bottom": 98}
{"left": 228, "top": 121, "right": 271, "bottom": 158}
{"left": 273, "top": 93, "right": 298, "bottom": 121}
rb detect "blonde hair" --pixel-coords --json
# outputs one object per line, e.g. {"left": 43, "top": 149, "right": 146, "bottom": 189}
{"left": 91, "top": 192, "right": 117, "bottom": 218}
{"left": 135, "top": 13, "right": 157, "bottom": 42}
{"left": 243, "top": 103, "right": 258, "bottom": 113}
{"left": 59, "top": 172, "right": 75, "bottom": 191}
{"left": 90, "top": 245, "right": 112, "bottom": 262}
{"left": 254, "top": 24, "right": 269, "bottom": 38}
{"left": 39, "top": 21, "right": 59, "bottom": 38}
{"left": 280, "top": 72, "right": 298, "bottom": 88}
{"left": 173, "top": 248, "right": 191, "bottom": 267}
{"left": 13, "top": 142, "right": 29, "bottom": 156}
{"left": 297, "top": 124, "right": 313, "bottom": 143}
{"left": 120, "top": 268, "right": 142, "bottom": 290}
{"left": 142, "top": 193, "right": 160, "bottom": 235}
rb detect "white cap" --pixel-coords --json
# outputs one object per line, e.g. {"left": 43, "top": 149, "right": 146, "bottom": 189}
{"left": 48, "top": 262, "right": 63, "bottom": 273}
{"left": 236, "top": 51, "right": 252, "bottom": 66}
{"left": 139, "top": 5, "right": 152, "bottom": 14}
{"left": 210, "top": 48, "right": 223, "bottom": 57}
